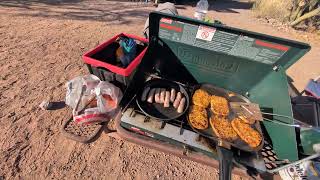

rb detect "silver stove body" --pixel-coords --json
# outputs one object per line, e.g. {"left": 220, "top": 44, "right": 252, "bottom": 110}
{"left": 121, "top": 108, "right": 215, "bottom": 155}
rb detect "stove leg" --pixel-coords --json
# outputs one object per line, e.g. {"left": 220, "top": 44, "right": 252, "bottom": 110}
{"left": 196, "top": 135, "right": 201, "bottom": 142}
{"left": 160, "top": 121, "right": 166, "bottom": 129}
{"left": 180, "top": 128, "right": 184, "bottom": 135}
{"left": 129, "top": 109, "right": 136, "bottom": 117}
{"left": 144, "top": 116, "right": 150, "bottom": 122}
{"left": 179, "top": 120, "right": 184, "bottom": 135}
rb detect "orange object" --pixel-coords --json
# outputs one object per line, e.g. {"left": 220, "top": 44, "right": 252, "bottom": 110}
{"left": 102, "top": 94, "right": 117, "bottom": 109}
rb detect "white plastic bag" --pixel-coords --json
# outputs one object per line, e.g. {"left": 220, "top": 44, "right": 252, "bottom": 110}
{"left": 65, "top": 75, "right": 100, "bottom": 111}
{"left": 95, "top": 81, "right": 123, "bottom": 113}
{"left": 65, "top": 75, "right": 122, "bottom": 124}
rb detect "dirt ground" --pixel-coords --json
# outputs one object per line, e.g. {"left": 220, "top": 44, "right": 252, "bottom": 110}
{"left": 0, "top": 0, "right": 319, "bottom": 179}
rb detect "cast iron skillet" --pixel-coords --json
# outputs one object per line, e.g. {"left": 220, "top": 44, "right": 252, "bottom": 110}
{"left": 187, "top": 84, "right": 264, "bottom": 180}
{"left": 136, "top": 79, "right": 190, "bottom": 121}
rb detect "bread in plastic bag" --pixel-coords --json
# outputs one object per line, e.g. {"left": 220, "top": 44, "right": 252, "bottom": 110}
{"left": 65, "top": 75, "right": 100, "bottom": 111}
{"left": 95, "top": 81, "right": 122, "bottom": 113}
{"left": 65, "top": 75, "right": 122, "bottom": 124}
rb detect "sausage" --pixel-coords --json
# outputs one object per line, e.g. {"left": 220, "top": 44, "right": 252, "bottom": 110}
{"left": 170, "top": 88, "right": 176, "bottom": 102}
{"left": 141, "top": 87, "right": 150, "bottom": 101}
{"left": 154, "top": 88, "right": 161, "bottom": 103}
{"left": 147, "top": 88, "right": 156, "bottom": 103}
{"left": 164, "top": 91, "right": 170, "bottom": 107}
{"left": 177, "top": 97, "right": 186, "bottom": 113}
{"left": 160, "top": 88, "right": 166, "bottom": 103}
{"left": 173, "top": 92, "right": 182, "bottom": 108}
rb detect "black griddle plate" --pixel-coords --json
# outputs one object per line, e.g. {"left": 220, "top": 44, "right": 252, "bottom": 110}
{"left": 187, "top": 84, "right": 264, "bottom": 152}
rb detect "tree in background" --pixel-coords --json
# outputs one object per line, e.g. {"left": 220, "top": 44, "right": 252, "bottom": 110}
{"left": 289, "top": 0, "right": 319, "bottom": 27}
{"left": 254, "top": 0, "right": 319, "bottom": 29}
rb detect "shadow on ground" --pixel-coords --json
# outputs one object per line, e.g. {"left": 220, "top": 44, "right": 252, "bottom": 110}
{"left": 0, "top": 0, "right": 255, "bottom": 23}
{"left": 47, "top": 101, "right": 66, "bottom": 110}
{"left": 210, "top": 0, "right": 254, "bottom": 14}
{"left": 0, "top": 0, "right": 152, "bottom": 24}
{"left": 175, "top": 0, "right": 253, "bottom": 13}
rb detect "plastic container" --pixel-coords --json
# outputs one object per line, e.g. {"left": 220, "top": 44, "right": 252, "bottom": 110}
{"left": 194, "top": 0, "right": 209, "bottom": 20}
{"left": 83, "top": 33, "right": 148, "bottom": 91}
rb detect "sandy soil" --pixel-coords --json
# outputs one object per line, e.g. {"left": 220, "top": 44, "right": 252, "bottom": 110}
{"left": 0, "top": 0, "right": 318, "bottom": 179}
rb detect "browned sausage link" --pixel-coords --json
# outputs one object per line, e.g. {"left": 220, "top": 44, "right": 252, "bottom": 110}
{"left": 160, "top": 88, "right": 166, "bottom": 103}
{"left": 173, "top": 92, "right": 182, "bottom": 108}
{"left": 170, "top": 88, "right": 176, "bottom": 102}
{"left": 141, "top": 87, "right": 150, "bottom": 101}
{"left": 147, "top": 89, "right": 156, "bottom": 103}
{"left": 177, "top": 97, "right": 186, "bottom": 113}
{"left": 164, "top": 91, "right": 170, "bottom": 107}
{"left": 154, "top": 88, "right": 161, "bottom": 103}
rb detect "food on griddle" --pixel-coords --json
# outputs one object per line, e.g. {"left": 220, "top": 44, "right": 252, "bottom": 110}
{"left": 170, "top": 88, "right": 176, "bottom": 102}
{"left": 173, "top": 92, "right": 182, "bottom": 108}
{"left": 164, "top": 91, "right": 170, "bottom": 108}
{"left": 160, "top": 88, "right": 166, "bottom": 103}
{"left": 154, "top": 88, "right": 161, "bottom": 103}
{"left": 141, "top": 87, "right": 150, "bottom": 101}
{"left": 238, "top": 115, "right": 255, "bottom": 125}
{"left": 192, "top": 89, "right": 210, "bottom": 108}
{"left": 231, "top": 118, "right": 262, "bottom": 148}
{"left": 210, "top": 95, "right": 229, "bottom": 116}
{"left": 147, "top": 88, "right": 156, "bottom": 103}
{"left": 188, "top": 105, "right": 208, "bottom": 129}
{"left": 177, "top": 97, "right": 186, "bottom": 113}
{"left": 210, "top": 116, "right": 238, "bottom": 141}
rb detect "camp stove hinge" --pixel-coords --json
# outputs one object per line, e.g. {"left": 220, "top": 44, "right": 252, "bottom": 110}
{"left": 151, "top": 36, "right": 164, "bottom": 47}
{"left": 272, "top": 65, "right": 280, "bottom": 72}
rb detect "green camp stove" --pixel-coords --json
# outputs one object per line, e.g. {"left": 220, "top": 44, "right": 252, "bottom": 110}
{"left": 118, "top": 12, "right": 319, "bottom": 175}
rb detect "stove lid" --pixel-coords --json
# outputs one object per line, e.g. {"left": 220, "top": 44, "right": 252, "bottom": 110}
{"left": 148, "top": 12, "right": 311, "bottom": 94}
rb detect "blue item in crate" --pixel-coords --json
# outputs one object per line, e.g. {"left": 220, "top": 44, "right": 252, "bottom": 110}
{"left": 116, "top": 37, "right": 137, "bottom": 67}
{"left": 305, "top": 79, "right": 320, "bottom": 99}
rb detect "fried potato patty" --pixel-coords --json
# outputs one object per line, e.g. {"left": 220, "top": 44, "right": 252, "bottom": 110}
{"left": 192, "top": 89, "right": 210, "bottom": 108}
{"left": 231, "top": 118, "right": 262, "bottom": 148}
{"left": 188, "top": 105, "right": 208, "bottom": 130}
{"left": 210, "top": 95, "right": 229, "bottom": 116}
{"left": 210, "top": 116, "right": 238, "bottom": 141}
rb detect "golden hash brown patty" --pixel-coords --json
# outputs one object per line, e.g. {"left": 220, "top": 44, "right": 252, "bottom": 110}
{"left": 188, "top": 105, "right": 208, "bottom": 129}
{"left": 231, "top": 118, "right": 262, "bottom": 148}
{"left": 210, "top": 95, "right": 229, "bottom": 116}
{"left": 210, "top": 116, "right": 238, "bottom": 141}
{"left": 192, "top": 89, "right": 210, "bottom": 108}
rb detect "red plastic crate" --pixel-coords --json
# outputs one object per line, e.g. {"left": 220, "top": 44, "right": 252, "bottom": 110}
{"left": 83, "top": 33, "right": 148, "bottom": 77}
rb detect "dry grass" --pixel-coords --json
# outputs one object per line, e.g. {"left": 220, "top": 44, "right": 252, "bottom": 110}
{"left": 252, "top": 0, "right": 292, "bottom": 21}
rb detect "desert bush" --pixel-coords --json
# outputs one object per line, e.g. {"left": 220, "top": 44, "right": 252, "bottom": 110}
{"left": 253, "top": 0, "right": 292, "bottom": 21}
{"left": 253, "top": 0, "right": 320, "bottom": 28}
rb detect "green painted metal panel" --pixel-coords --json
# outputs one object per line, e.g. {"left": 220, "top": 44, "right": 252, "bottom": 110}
{"left": 162, "top": 40, "right": 271, "bottom": 95}
{"left": 149, "top": 12, "right": 310, "bottom": 70}
{"left": 249, "top": 67, "right": 298, "bottom": 160}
